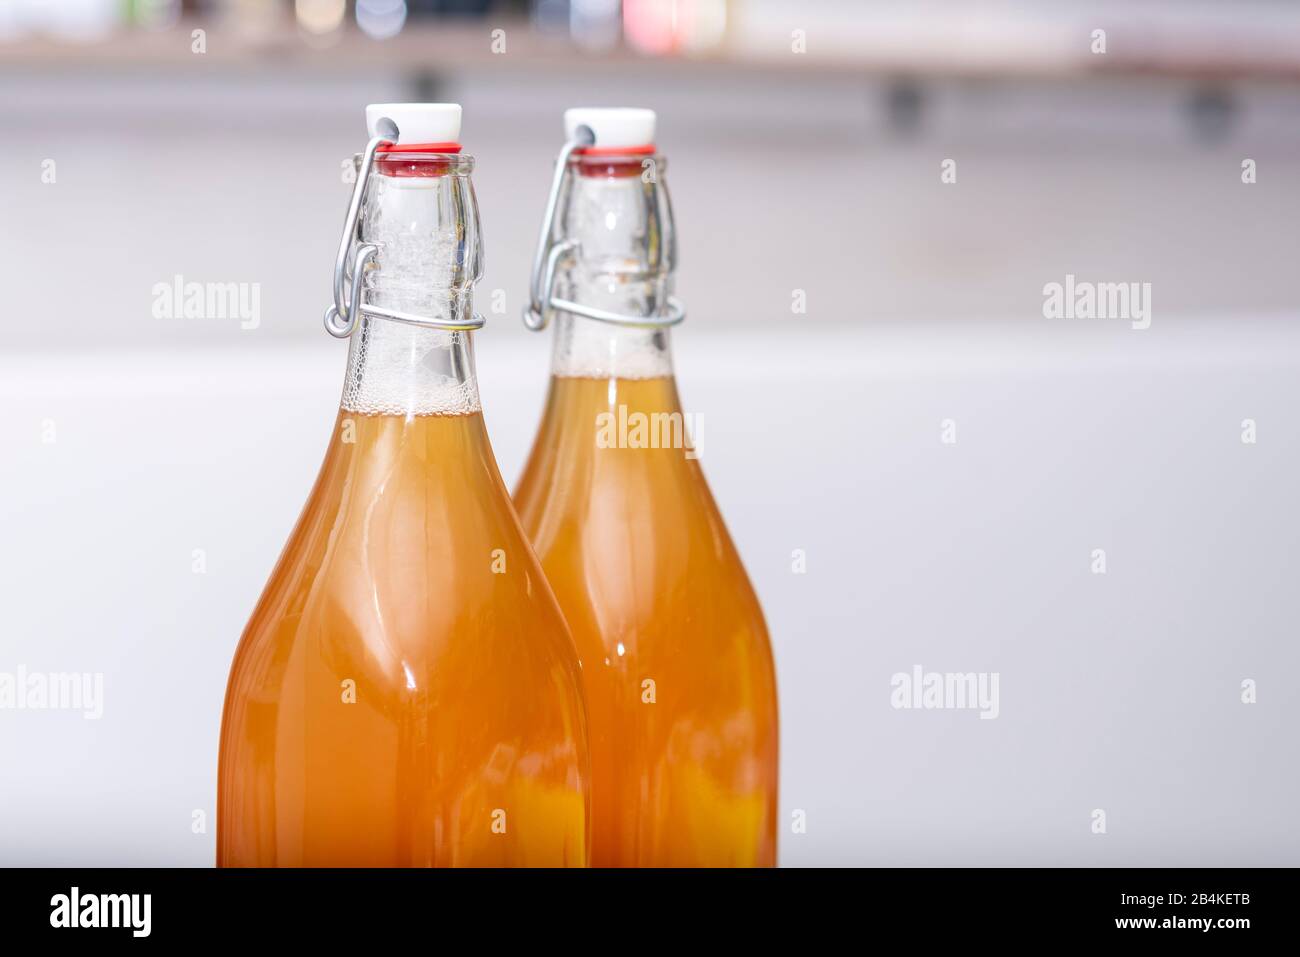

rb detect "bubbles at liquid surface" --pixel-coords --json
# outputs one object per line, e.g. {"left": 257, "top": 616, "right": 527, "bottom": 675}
{"left": 552, "top": 316, "right": 673, "bottom": 380}
{"left": 342, "top": 319, "right": 481, "bottom": 416}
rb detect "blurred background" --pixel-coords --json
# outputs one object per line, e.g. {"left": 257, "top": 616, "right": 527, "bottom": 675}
{"left": 1, "top": 0, "right": 1298, "bottom": 866}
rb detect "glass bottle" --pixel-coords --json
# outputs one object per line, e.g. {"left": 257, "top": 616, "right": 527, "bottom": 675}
{"left": 514, "top": 108, "right": 778, "bottom": 866}
{"left": 218, "top": 104, "right": 589, "bottom": 867}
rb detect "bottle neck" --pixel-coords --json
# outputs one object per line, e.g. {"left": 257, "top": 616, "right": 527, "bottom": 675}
{"left": 549, "top": 154, "right": 676, "bottom": 381}
{"left": 550, "top": 317, "right": 674, "bottom": 380}
{"left": 341, "top": 155, "right": 483, "bottom": 416}
{"left": 342, "top": 321, "right": 479, "bottom": 416}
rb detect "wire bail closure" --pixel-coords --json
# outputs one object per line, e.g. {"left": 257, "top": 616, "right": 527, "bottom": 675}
{"left": 324, "top": 120, "right": 486, "bottom": 339}
{"left": 522, "top": 127, "right": 686, "bottom": 333}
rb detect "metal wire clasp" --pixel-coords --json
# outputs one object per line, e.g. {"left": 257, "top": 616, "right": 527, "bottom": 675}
{"left": 324, "top": 121, "right": 486, "bottom": 339}
{"left": 522, "top": 128, "right": 686, "bottom": 333}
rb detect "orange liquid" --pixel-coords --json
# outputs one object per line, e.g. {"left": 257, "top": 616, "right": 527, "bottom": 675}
{"left": 218, "top": 410, "right": 588, "bottom": 866}
{"left": 515, "top": 375, "right": 778, "bottom": 866}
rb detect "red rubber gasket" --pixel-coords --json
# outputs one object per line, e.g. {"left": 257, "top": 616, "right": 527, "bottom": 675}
{"left": 374, "top": 142, "right": 464, "bottom": 177}
{"left": 573, "top": 144, "right": 656, "bottom": 157}
{"left": 377, "top": 142, "right": 462, "bottom": 154}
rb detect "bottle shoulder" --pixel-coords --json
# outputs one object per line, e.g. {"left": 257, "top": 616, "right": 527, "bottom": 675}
{"left": 228, "top": 412, "right": 579, "bottom": 684}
